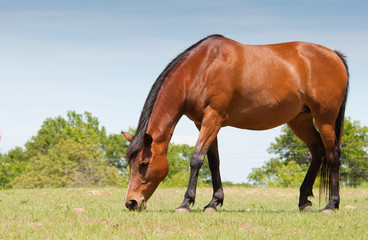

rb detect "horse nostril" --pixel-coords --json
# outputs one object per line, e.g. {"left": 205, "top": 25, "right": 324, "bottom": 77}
{"left": 125, "top": 199, "right": 138, "bottom": 210}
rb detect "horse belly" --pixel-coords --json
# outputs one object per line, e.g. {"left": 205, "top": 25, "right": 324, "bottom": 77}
{"left": 226, "top": 95, "right": 304, "bottom": 130}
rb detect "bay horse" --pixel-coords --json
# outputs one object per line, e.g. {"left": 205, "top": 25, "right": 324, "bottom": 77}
{"left": 122, "top": 34, "right": 349, "bottom": 213}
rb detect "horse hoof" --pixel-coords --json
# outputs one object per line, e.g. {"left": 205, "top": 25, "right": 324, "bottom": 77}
{"left": 176, "top": 207, "right": 191, "bottom": 213}
{"left": 204, "top": 207, "right": 217, "bottom": 213}
{"left": 299, "top": 203, "right": 312, "bottom": 212}
{"left": 322, "top": 209, "right": 334, "bottom": 214}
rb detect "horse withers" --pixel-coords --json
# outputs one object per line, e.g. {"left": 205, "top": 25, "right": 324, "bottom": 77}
{"left": 122, "top": 34, "right": 349, "bottom": 213}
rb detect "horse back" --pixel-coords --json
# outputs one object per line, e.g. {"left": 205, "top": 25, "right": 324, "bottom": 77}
{"left": 179, "top": 37, "right": 348, "bottom": 129}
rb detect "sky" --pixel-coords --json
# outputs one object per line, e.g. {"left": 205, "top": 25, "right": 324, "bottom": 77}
{"left": 0, "top": 0, "right": 367, "bottom": 183}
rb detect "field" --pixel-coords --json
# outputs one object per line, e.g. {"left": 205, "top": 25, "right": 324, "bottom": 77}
{"left": 0, "top": 187, "right": 367, "bottom": 239}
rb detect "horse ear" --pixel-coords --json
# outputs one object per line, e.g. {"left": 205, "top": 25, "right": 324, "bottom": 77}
{"left": 121, "top": 131, "right": 133, "bottom": 142}
{"left": 144, "top": 133, "right": 153, "bottom": 147}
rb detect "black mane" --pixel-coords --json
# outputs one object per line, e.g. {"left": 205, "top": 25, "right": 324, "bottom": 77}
{"left": 126, "top": 34, "right": 224, "bottom": 159}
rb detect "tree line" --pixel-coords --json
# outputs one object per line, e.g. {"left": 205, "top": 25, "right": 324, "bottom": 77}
{"left": 1, "top": 111, "right": 367, "bottom": 189}
{"left": 0, "top": 111, "right": 210, "bottom": 189}
{"left": 248, "top": 118, "right": 368, "bottom": 187}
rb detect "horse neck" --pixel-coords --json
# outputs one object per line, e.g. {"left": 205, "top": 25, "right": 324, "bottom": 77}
{"left": 146, "top": 76, "right": 185, "bottom": 152}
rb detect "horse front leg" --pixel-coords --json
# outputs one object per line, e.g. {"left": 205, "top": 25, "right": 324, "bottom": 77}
{"left": 203, "top": 137, "right": 224, "bottom": 212}
{"left": 176, "top": 109, "right": 222, "bottom": 213}
{"left": 176, "top": 148, "right": 206, "bottom": 212}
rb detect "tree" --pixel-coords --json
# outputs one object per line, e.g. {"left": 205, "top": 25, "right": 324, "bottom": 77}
{"left": 0, "top": 147, "right": 29, "bottom": 189}
{"left": 1, "top": 111, "right": 212, "bottom": 189}
{"left": 25, "top": 111, "right": 106, "bottom": 156}
{"left": 248, "top": 118, "right": 368, "bottom": 187}
{"left": 24, "top": 111, "right": 130, "bottom": 169}
{"left": 12, "top": 138, "right": 122, "bottom": 188}
{"left": 103, "top": 133, "right": 128, "bottom": 170}
{"left": 267, "top": 125, "right": 311, "bottom": 169}
{"left": 340, "top": 119, "right": 368, "bottom": 186}
{"left": 0, "top": 111, "right": 129, "bottom": 188}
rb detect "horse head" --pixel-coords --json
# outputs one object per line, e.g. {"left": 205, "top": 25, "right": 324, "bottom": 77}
{"left": 122, "top": 132, "right": 169, "bottom": 211}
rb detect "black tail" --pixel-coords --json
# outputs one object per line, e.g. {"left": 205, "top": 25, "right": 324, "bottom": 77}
{"left": 333, "top": 50, "right": 349, "bottom": 145}
{"left": 319, "top": 50, "right": 349, "bottom": 200}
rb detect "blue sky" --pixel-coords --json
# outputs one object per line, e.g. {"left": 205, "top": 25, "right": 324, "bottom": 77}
{"left": 1, "top": 0, "right": 367, "bottom": 183}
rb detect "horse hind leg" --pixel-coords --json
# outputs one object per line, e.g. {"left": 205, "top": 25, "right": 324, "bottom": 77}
{"left": 287, "top": 112, "right": 325, "bottom": 211}
{"left": 314, "top": 118, "right": 342, "bottom": 212}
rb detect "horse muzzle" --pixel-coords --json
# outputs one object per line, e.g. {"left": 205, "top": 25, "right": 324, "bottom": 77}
{"left": 125, "top": 198, "right": 146, "bottom": 211}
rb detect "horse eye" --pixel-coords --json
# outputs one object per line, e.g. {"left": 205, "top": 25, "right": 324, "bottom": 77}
{"left": 140, "top": 161, "right": 149, "bottom": 167}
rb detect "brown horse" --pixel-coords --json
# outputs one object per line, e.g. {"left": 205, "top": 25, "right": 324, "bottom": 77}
{"left": 122, "top": 34, "right": 349, "bottom": 213}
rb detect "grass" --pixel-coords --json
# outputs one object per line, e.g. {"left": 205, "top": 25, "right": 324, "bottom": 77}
{"left": 0, "top": 187, "right": 367, "bottom": 239}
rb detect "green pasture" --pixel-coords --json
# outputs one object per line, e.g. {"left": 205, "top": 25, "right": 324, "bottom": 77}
{"left": 0, "top": 187, "right": 367, "bottom": 239}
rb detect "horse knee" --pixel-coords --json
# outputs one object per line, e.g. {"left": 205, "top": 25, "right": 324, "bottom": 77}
{"left": 190, "top": 156, "right": 204, "bottom": 170}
